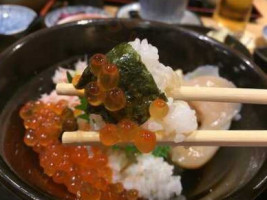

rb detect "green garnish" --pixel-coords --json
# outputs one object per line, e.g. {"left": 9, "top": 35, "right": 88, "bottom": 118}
{"left": 66, "top": 71, "right": 73, "bottom": 83}
{"left": 77, "top": 113, "right": 90, "bottom": 121}
{"left": 152, "top": 146, "right": 171, "bottom": 159}
{"left": 124, "top": 145, "right": 140, "bottom": 156}
{"left": 75, "top": 97, "right": 88, "bottom": 111}
{"left": 112, "top": 145, "right": 121, "bottom": 151}
{"left": 75, "top": 97, "right": 90, "bottom": 121}
{"left": 112, "top": 145, "right": 170, "bottom": 159}
{"left": 66, "top": 73, "right": 89, "bottom": 121}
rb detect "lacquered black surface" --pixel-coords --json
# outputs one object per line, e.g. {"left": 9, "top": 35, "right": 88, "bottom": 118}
{"left": 0, "top": 19, "right": 267, "bottom": 200}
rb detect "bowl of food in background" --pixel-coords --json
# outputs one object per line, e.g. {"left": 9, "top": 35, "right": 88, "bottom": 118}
{"left": 0, "top": 19, "right": 266, "bottom": 200}
{"left": 0, "top": 4, "right": 38, "bottom": 51}
{"left": 44, "top": 6, "right": 109, "bottom": 27}
{"left": 0, "top": 4, "right": 37, "bottom": 35}
{"left": 0, "top": 0, "right": 48, "bottom": 12}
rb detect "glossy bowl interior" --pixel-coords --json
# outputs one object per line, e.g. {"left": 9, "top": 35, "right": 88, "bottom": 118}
{"left": 0, "top": 19, "right": 267, "bottom": 200}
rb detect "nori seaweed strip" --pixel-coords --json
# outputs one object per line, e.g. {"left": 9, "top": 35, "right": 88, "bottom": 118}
{"left": 75, "top": 66, "right": 96, "bottom": 89}
{"left": 106, "top": 43, "right": 166, "bottom": 124}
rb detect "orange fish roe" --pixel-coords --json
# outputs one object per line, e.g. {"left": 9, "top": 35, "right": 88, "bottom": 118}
{"left": 90, "top": 54, "right": 107, "bottom": 76}
{"left": 99, "top": 124, "right": 119, "bottom": 146}
{"left": 149, "top": 98, "right": 169, "bottom": 119}
{"left": 134, "top": 129, "right": 156, "bottom": 153}
{"left": 98, "top": 63, "right": 119, "bottom": 90}
{"left": 99, "top": 119, "right": 156, "bottom": 153}
{"left": 85, "top": 81, "right": 105, "bottom": 106}
{"left": 20, "top": 101, "right": 139, "bottom": 200}
{"left": 104, "top": 88, "right": 126, "bottom": 111}
{"left": 83, "top": 54, "right": 127, "bottom": 113}
{"left": 117, "top": 119, "right": 138, "bottom": 142}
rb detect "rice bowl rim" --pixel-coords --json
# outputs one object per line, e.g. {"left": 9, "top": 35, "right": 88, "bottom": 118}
{"left": 1, "top": 18, "right": 265, "bottom": 82}
{"left": 0, "top": 18, "right": 266, "bottom": 200}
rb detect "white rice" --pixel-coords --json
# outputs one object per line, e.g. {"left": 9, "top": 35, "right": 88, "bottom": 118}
{"left": 52, "top": 59, "right": 87, "bottom": 84}
{"left": 52, "top": 67, "right": 75, "bottom": 84}
{"left": 163, "top": 99, "right": 198, "bottom": 142}
{"left": 142, "top": 98, "right": 198, "bottom": 143}
{"left": 129, "top": 39, "right": 181, "bottom": 93}
{"left": 108, "top": 152, "right": 182, "bottom": 200}
{"left": 108, "top": 150, "right": 130, "bottom": 182}
{"left": 74, "top": 59, "right": 88, "bottom": 74}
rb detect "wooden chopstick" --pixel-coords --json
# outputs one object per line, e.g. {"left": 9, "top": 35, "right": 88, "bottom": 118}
{"left": 56, "top": 83, "right": 267, "bottom": 104}
{"left": 169, "top": 87, "right": 267, "bottom": 104}
{"left": 62, "top": 130, "right": 267, "bottom": 146}
{"left": 40, "top": 0, "right": 56, "bottom": 17}
{"left": 56, "top": 83, "right": 84, "bottom": 97}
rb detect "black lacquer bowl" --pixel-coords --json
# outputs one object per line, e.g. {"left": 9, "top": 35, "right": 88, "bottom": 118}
{"left": 0, "top": 19, "right": 267, "bottom": 200}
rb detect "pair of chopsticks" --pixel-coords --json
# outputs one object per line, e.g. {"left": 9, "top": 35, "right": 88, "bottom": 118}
{"left": 57, "top": 83, "right": 267, "bottom": 146}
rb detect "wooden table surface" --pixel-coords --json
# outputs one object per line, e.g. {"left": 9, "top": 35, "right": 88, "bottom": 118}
{"left": 104, "top": 0, "right": 267, "bottom": 51}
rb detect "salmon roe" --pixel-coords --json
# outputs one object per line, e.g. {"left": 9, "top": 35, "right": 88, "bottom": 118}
{"left": 20, "top": 101, "right": 139, "bottom": 200}
{"left": 85, "top": 81, "right": 105, "bottom": 106}
{"left": 134, "top": 129, "right": 156, "bottom": 153}
{"left": 117, "top": 119, "right": 138, "bottom": 142}
{"left": 90, "top": 54, "right": 107, "bottom": 76}
{"left": 99, "top": 119, "right": 156, "bottom": 153}
{"left": 83, "top": 54, "right": 127, "bottom": 113}
{"left": 149, "top": 98, "right": 169, "bottom": 119}
{"left": 98, "top": 63, "right": 119, "bottom": 90}
{"left": 99, "top": 124, "right": 119, "bottom": 146}
{"left": 104, "top": 88, "right": 126, "bottom": 111}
